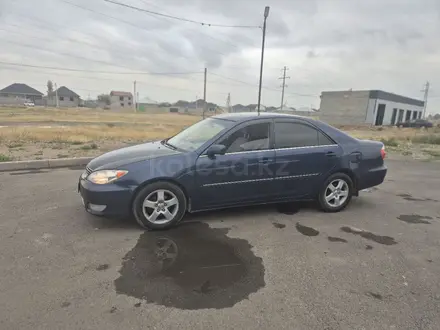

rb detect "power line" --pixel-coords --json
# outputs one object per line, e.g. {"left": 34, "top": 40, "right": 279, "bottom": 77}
{"left": 210, "top": 72, "right": 318, "bottom": 97}
{"left": 103, "top": 0, "right": 261, "bottom": 28}
{"left": 134, "top": 0, "right": 245, "bottom": 52}
{"left": 55, "top": 0, "right": 236, "bottom": 60}
{"left": 1, "top": 39, "right": 144, "bottom": 71}
{"left": 58, "top": 0, "right": 157, "bottom": 32}
{"left": 0, "top": 60, "right": 202, "bottom": 76}
{"left": 0, "top": 24, "right": 205, "bottom": 80}
{"left": 1, "top": 39, "right": 204, "bottom": 82}
{"left": 0, "top": 26, "right": 148, "bottom": 66}
{"left": 0, "top": 65, "right": 227, "bottom": 95}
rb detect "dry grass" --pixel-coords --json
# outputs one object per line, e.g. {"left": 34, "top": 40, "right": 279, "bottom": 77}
{"left": 0, "top": 107, "right": 200, "bottom": 126}
{"left": 0, "top": 107, "right": 439, "bottom": 161}
{"left": 0, "top": 125, "right": 185, "bottom": 144}
{"left": 0, "top": 108, "right": 200, "bottom": 144}
{"left": 0, "top": 109, "right": 202, "bottom": 161}
{"left": 347, "top": 126, "right": 440, "bottom": 144}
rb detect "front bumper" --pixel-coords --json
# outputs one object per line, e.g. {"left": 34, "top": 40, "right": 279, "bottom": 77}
{"left": 78, "top": 177, "right": 133, "bottom": 217}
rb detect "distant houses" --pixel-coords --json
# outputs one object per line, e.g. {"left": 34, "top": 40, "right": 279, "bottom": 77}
{"left": 110, "top": 91, "right": 133, "bottom": 109}
{"left": 232, "top": 104, "right": 267, "bottom": 112}
{"left": 0, "top": 83, "right": 44, "bottom": 105}
{"left": 46, "top": 86, "right": 81, "bottom": 107}
{"left": 0, "top": 83, "right": 83, "bottom": 107}
{"left": 0, "top": 82, "right": 318, "bottom": 114}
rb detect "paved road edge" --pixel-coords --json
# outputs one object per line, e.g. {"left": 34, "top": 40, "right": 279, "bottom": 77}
{"left": 0, "top": 157, "right": 93, "bottom": 172}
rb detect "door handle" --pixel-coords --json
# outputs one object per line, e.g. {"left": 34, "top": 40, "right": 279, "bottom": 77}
{"left": 326, "top": 151, "right": 337, "bottom": 157}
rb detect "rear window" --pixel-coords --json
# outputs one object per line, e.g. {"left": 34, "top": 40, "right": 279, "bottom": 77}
{"left": 275, "top": 122, "right": 335, "bottom": 148}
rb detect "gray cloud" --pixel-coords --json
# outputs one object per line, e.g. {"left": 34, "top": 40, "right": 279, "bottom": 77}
{"left": 0, "top": 0, "right": 439, "bottom": 112}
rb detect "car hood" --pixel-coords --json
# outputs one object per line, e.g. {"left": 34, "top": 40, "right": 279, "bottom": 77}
{"left": 87, "top": 141, "right": 181, "bottom": 170}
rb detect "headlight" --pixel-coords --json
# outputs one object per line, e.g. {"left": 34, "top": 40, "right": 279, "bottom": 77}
{"left": 87, "top": 170, "right": 128, "bottom": 184}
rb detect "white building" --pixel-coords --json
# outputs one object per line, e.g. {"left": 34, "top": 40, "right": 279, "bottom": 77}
{"left": 319, "top": 90, "right": 425, "bottom": 126}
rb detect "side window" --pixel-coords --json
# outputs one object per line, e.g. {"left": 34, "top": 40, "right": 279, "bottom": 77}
{"left": 275, "top": 122, "right": 334, "bottom": 148}
{"left": 218, "top": 122, "right": 271, "bottom": 153}
{"left": 318, "top": 131, "right": 336, "bottom": 145}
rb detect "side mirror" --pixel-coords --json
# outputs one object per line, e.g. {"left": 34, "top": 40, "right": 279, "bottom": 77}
{"left": 206, "top": 144, "right": 226, "bottom": 158}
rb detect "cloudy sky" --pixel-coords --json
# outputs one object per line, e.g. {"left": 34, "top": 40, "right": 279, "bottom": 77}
{"left": 1, "top": 0, "right": 440, "bottom": 113}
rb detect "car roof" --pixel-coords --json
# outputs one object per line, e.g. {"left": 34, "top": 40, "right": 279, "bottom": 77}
{"left": 212, "top": 111, "right": 358, "bottom": 145}
{"left": 212, "top": 112, "right": 312, "bottom": 122}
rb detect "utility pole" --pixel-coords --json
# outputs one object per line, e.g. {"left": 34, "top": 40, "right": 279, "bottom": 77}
{"left": 422, "top": 81, "right": 429, "bottom": 118}
{"left": 133, "top": 80, "right": 137, "bottom": 112}
{"left": 54, "top": 82, "right": 59, "bottom": 108}
{"left": 226, "top": 93, "right": 231, "bottom": 113}
{"left": 279, "top": 66, "right": 290, "bottom": 111}
{"left": 195, "top": 95, "right": 198, "bottom": 111}
{"left": 257, "top": 6, "right": 270, "bottom": 115}
{"left": 203, "top": 67, "right": 207, "bottom": 119}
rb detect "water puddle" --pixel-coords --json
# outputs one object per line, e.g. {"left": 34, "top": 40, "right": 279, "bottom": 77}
{"left": 397, "top": 194, "right": 438, "bottom": 202}
{"left": 398, "top": 214, "right": 432, "bottom": 224}
{"left": 114, "top": 222, "right": 265, "bottom": 310}
{"left": 295, "top": 223, "right": 319, "bottom": 236}
{"left": 272, "top": 222, "right": 286, "bottom": 229}
{"left": 328, "top": 236, "right": 347, "bottom": 243}
{"left": 340, "top": 226, "right": 397, "bottom": 245}
{"left": 277, "top": 203, "right": 300, "bottom": 215}
{"left": 366, "top": 292, "right": 383, "bottom": 300}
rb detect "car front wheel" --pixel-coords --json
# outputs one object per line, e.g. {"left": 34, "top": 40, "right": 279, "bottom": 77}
{"left": 318, "top": 173, "right": 353, "bottom": 212}
{"left": 132, "top": 181, "right": 187, "bottom": 230}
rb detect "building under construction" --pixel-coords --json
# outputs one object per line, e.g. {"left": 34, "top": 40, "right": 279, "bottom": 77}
{"left": 319, "top": 90, "right": 425, "bottom": 126}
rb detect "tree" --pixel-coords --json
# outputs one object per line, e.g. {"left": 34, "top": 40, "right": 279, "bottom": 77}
{"left": 47, "top": 80, "right": 53, "bottom": 94}
{"left": 97, "top": 94, "right": 111, "bottom": 105}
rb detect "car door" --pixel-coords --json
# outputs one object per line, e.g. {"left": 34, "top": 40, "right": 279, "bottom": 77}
{"left": 194, "top": 119, "right": 276, "bottom": 209}
{"left": 272, "top": 119, "right": 342, "bottom": 199}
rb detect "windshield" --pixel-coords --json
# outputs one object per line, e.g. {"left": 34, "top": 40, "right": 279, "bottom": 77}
{"left": 166, "top": 118, "right": 234, "bottom": 151}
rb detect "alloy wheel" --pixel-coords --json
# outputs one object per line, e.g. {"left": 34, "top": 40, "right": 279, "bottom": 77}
{"left": 324, "top": 179, "right": 349, "bottom": 208}
{"left": 142, "top": 189, "right": 179, "bottom": 224}
{"left": 154, "top": 237, "right": 178, "bottom": 270}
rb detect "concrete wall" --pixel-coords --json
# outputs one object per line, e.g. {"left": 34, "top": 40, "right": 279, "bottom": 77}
{"left": 367, "top": 99, "right": 424, "bottom": 125}
{"left": 46, "top": 96, "right": 80, "bottom": 107}
{"left": 319, "top": 91, "right": 371, "bottom": 125}
{"left": 110, "top": 95, "right": 132, "bottom": 109}
{"left": 0, "top": 94, "right": 42, "bottom": 103}
{"left": 0, "top": 96, "right": 27, "bottom": 105}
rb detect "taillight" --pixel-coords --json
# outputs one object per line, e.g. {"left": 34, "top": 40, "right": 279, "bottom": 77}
{"left": 381, "top": 145, "right": 386, "bottom": 159}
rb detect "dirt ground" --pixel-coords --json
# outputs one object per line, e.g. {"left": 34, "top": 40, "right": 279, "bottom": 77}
{"left": 0, "top": 107, "right": 439, "bottom": 161}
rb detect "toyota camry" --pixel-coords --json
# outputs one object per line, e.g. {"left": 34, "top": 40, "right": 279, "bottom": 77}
{"left": 78, "top": 113, "right": 387, "bottom": 230}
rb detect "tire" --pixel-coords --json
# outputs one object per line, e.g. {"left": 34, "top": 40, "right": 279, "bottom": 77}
{"left": 132, "top": 181, "right": 187, "bottom": 230}
{"left": 318, "top": 173, "right": 353, "bottom": 213}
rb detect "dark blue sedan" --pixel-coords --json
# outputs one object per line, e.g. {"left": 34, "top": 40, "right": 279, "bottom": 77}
{"left": 79, "top": 113, "right": 387, "bottom": 230}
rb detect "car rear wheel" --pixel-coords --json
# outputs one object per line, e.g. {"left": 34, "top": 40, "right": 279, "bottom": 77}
{"left": 318, "top": 173, "right": 353, "bottom": 212}
{"left": 132, "top": 182, "right": 187, "bottom": 230}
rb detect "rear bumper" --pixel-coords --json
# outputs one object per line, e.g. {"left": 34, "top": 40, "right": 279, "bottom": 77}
{"left": 357, "top": 165, "right": 387, "bottom": 190}
{"left": 78, "top": 177, "right": 133, "bottom": 217}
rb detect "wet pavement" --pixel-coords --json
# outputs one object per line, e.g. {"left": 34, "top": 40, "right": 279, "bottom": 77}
{"left": 114, "top": 222, "right": 265, "bottom": 310}
{"left": 1, "top": 159, "right": 440, "bottom": 329}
